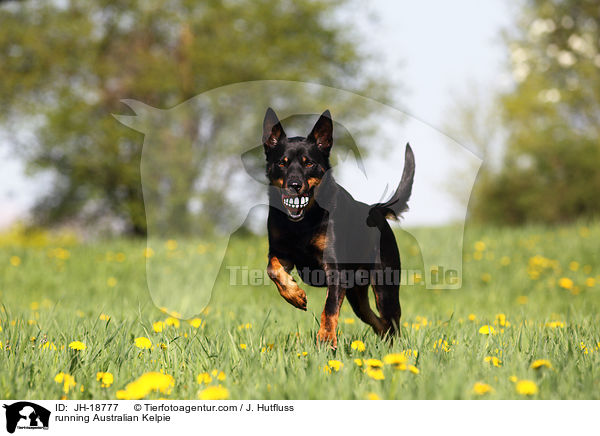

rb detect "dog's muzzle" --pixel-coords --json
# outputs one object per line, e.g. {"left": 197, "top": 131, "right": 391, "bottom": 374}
{"left": 281, "top": 193, "right": 310, "bottom": 220}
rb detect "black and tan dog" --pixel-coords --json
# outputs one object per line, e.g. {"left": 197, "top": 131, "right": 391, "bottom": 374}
{"left": 263, "top": 108, "right": 415, "bottom": 348}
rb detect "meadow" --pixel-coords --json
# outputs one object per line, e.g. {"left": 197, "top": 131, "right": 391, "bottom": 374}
{"left": 0, "top": 221, "right": 598, "bottom": 400}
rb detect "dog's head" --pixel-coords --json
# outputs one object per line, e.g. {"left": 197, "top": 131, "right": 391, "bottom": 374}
{"left": 263, "top": 108, "right": 333, "bottom": 221}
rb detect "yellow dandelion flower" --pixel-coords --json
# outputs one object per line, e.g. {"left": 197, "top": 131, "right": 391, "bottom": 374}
{"left": 153, "top": 321, "right": 165, "bottom": 333}
{"left": 473, "top": 382, "right": 493, "bottom": 395}
{"left": 365, "top": 367, "right": 385, "bottom": 380}
{"left": 585, "top": 277, "right": 596, "bottom": 287}
{"left": 9, "top": 256, "right": 21, "bottom": 267}
{"left": 383, "top": 353, "right": 408, "bottom": 370}
{"left": 96, "top": 372, "right": 114, "bottom": 387}
{"left": 354, "top": 359, "right": 363, "bottom": 367}
{"left": 468, "top": 313, "right": 477, "bottom": 321}
{"left": 41, "top": 341, "right": 56, "bottom": 351}
{"left": 323, "top": 365, "right": 331, "bottom": 375}
{"left": 495, "top": 313, "right": 507, "bottom": 326}
{"left": 408, "top": 365, "right": 420, "bottom": 375}
{"left": 558, "top": 277, "right": 573, "bottom": 290}
{"left": 343, "top": 318, "right": 355, "bottom": 325}
{"left": 188, "top": 318, "right": 202, "bottom": 328}
{"left": 327, "top": 360, "right": 343, "bottom": 372}
{"left": 530, "top": 359, "right": 552, "bottom": 369}
{"left": 500, "top": 256, "right": 511, "bottom": 266}
{"left": 478, "top": 325, "right": 495, "bottom": 335}
{"left": 481, "top": 273, "right": 491, "bottom": 283}
{"left": 569, "top": 261, "right": 579, "bottom": 271}
{"left": 55, "top": 372, "right": 76, "bottom": 394}
{"left": 69, "top": 341, "right": 86, "bottom": 351}
{"left": 198, "top": 385, "right": 229, "bottom": 400}
{"left": 239, "top": 343, "right": 247, "bottom": 350}
{"left": 365, "top": 358, "right": 383, "bottom": 368}
{"left": 483, "top": 356, "right": 502, "bottom": 367}
{"left": 143, "top": 247, "right": 154, "bottom": 258}
{"left": 474, "top": 241, "right": 486, "bottom": 251}
{"left": 351, "top": 340, "right": 366, "bottom": 352}
{"left": 516, "top": 380, "right": 538, "bottom": 395}
{"left": 99, "top": 313, "right": 111, "bottom": 321}
{"left": 366, "top": 393, "right": 381, "bottom": 400}
{"left": 134, "top": 337, "right": 152, "bottom": 349}
{"left": 197, "top": 373, "right": 212, "bottom": 384}
{"left": 165, "top": 317, "right": 180, "bottom": 328}
{"left": 210, "top": 369, "right": 226, "bottom": 381}
{"left": 509, "top": 375, "right": 518, "bottom": 383}
{"left": 165, "top": 239, "right": 177, "bottom": 251}
{"left": 107, "top": 277, "right": 117, "bottom": 287}
{"left": 297, "top": 351, "right": 308, "bottom": 357}
{"left": 116, "top": 372, "right": 174, "bottom": 399}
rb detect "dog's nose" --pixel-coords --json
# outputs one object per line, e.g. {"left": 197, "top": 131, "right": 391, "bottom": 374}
{"left": 288, "top": 180, "right": 302, "bottom": 193}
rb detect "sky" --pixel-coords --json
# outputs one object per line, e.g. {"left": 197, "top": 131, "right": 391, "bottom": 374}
{"left": 0, "top": 1, "right": 513, "bottom": 229}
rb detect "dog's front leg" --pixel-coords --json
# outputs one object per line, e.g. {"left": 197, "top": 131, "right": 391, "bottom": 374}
{"left": 267, "top": 256, "right": 307, "bottom": 311}
{"left": 317, "top": 267, "right": 346, "bottom": 349}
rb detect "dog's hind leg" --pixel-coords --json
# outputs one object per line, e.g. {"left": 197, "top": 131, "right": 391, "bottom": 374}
{"left": 267, "top": 256, "right": 307, "bottom": 311}
{"left": 371, "top": 281, "right": 401, "bottom": 336}
{"left": 372, "top": 227, "right": 402, "bottom": 336}
{"left": 346, "top": 285, "right": 386, "bottom": 336}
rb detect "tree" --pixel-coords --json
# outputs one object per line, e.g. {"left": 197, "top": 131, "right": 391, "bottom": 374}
{"left": 468, "top": 0, "right": 600, "bottom": 224}
{"left": 0, "top": 0, "right": 391, "bottom": 235}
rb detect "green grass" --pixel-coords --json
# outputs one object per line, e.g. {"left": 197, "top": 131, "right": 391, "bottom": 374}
{"left": 0, "top": 221, "right": 599, "bottom": 399}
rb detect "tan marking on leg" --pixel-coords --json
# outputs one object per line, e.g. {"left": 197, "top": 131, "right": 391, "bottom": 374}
{"left": 316, "top": 285, "right": 345, "bottom": 349}
{"left": 267, "top": 257, "right": 307, "bottom": 311}
{"left": 317, "top": 309, "right": 339, "bottom": 348}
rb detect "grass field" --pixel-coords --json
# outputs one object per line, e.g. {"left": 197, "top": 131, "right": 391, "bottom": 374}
{"left": 0, "top": 221, "right": 599, "bottom": 400}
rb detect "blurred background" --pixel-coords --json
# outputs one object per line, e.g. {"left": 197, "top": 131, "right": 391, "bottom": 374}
{"left": 1, "top": 0, "right": 599, "bottom": 237}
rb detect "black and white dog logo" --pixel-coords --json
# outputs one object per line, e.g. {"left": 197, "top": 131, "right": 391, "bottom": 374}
{"left": 3, "top": 402, "right": 50, "bottom": 433}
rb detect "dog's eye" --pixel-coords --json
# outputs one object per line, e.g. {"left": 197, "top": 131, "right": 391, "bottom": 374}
{"left": 304, "top": 160, "right": 314, "bottom": 168}
{"left": 278, "top": 158, "right": 288, "bottom": 168}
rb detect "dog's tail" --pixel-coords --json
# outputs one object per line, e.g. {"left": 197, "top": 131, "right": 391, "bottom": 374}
{"left": 368, "top": 143, "right": 415, "bottom": 224}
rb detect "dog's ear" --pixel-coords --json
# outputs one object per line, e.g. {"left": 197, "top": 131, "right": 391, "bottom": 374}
{"left": 263, "top": 107, "right": 286, "bottom": 149}
{"left": 308, "top": 110, "right": 333, "bottom": 155}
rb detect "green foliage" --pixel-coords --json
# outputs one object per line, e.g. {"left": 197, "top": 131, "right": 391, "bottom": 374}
{"left": 470, "top": 0, "right": 600, "bottom": 224}
{"left": 0, "top": 0, "right": 389, "bottom": 235}
{"left": 0, "top": 222, "right": 599, "bottom": 399}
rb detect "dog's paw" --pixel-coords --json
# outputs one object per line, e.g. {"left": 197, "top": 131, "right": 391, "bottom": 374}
{"left": 284, "top": 287, "right": 307, "bottom": 311}
{"left": 316, "top": 327, "right": 337, "bottom": 349}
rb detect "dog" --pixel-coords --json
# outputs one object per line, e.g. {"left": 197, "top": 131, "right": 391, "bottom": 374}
{"left": 263, "top": 108, "right": 415, "bottom": 348}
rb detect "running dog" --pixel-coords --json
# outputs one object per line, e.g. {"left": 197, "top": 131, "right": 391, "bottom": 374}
{"left": 263, "top": 108, "right": 415, "bottom": 348}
